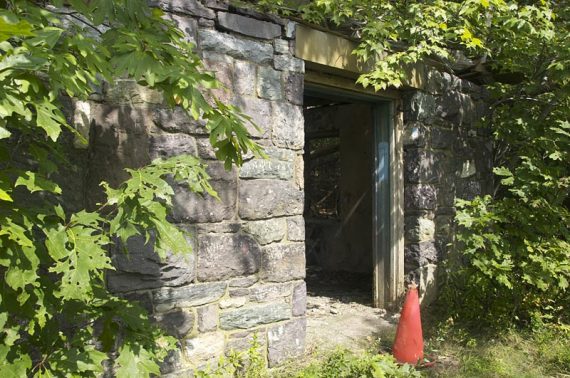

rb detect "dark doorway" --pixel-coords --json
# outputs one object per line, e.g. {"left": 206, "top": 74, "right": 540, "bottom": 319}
{"left": 303, "top": 94, "right": 375, "bottom": 306}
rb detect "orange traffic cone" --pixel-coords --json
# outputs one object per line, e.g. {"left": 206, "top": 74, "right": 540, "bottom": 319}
{"left": 392, "top": 282, "right": 424, "bottom": 365}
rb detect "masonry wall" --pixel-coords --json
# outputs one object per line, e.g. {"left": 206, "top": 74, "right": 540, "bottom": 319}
{"left": 402, "top": 71, "right": 493, "bottom": 303}
{"left": 67, "top": 0, "right": 494, "bottom": 372}
{"left": 75, "top": 1, "right": 307, "bottom": 375}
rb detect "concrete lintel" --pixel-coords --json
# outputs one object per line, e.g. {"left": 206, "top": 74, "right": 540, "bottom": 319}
{"left": 304, "top": 69, "right": 400, "bottom": 100}
{"left": 295, "top": 23, "right": 426, "bottom": 90}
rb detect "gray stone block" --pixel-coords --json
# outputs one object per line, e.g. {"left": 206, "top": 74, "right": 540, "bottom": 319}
{"left": 405, "top": 216, "right": 435, "bottom": 243}
{"left": 405, "top": 184, "right": 437, "bottom": 210}
{"left": 203, "top": 0, "right": 229, "bottom": 10}
{"left": 167, "top": 14, "right": 198, "bottom": 44}
{"left": 242, "top": 218, "right": 287, "bottom": 245}
{"left": 161, "top": 349, "right": 185, "bottom": 375}
{"left": 198, "top": 29, "right": 273, "bottom": 64}
{"left": 234, "top": 60, "right": 257, "bottom": 96}
{"left": 202, "top": 51, "right": 234, "bottom": 64}
{"left": 239, "top": 179, "right": 303, "bottom": 219}
{"left": 257, "top": 66, "right": 282, "bottom": 100}
{"left": 292, "top": 282, "right": 306, "bottom": 316}
{"left": 219, "top": 296, "right": 248, "bottom": 309}
{"left": 196, "top": 137, "right": 217, "bottom": 160}
{"left": 203, "top": 59, "right": 234, "bottom": 90}
{"left": 225, "top": 330, "right": 267, "bottom": 354}
{"left": 121, "top": 292, "right": 154, "bottom": 314}
{"left": 152, "top": 107, "right": 207, "bottom": 135}
{"left": 240, "top": 159, "right": 293, "bottom": 180}
{"left": 441, "top": 72, "right": 462, "bottom": 92}
{"left": 107, "top": 233, "right": 195, "bottom": 292}
{"left": 171, "top": 163, "right": 237, "bottom": 223}
{"left": 152, "top": 0, "right": 215, "bottom": 19}
{"left": 285, "top": 21, "right": 296, "bottom": 39}
{"left": 404, "top": 149, "right": 443, "bottom": 184}
{"left": 272, "top": 102, "right": 304, "bottom": 150}
{"left": 284, "top": 72, "right": 303, "bottom": 105}
{"left": 403, "top": 123, "right": 427, "bottom": 147}
{"left": 196, "top": 222, "right": 241, "bottom": 234}
{"left": 404, "top": 241, "right": 438, "bottom": 270}
{"left": 104, "top": 80, "right": 164, "bottom": 106}
{"left": 197, "top": 233, "right": 261, "bottom": 281}
{"left": 249, "top": 283, "right": 291, "bottom": 302}
{"left": 198, "top": 17, "right": 215, "bottom": 28}
{"left": 435, "top": 91, "right": 477, "bottom": 125}
{"left": 431, "top": 127, "right": 455, "bottom": 149}
{"left": 286, "top": 216, "right": 305, "bottom": 242}
{"left": 218, "top": 12, "right": 281, "bottom": 40}
{"left": 232, "top": 96, "right": 272, "bottom": 139}
{"left": 405, "top": 91, "right": 437, "bottom": 124}
{"left": 154, "top": 309, "right": 195, "bottom": 338}
{"left": 267, "top": 317, "right": 306, "bottom": 367}
{"left": 457, "top": 180, "right": 482, "bottom": 200}
{"left": 229, "top": 276, "right": 258, "bottom": 288}
{"left": 274, "top": 55, "right": 304, "bottom": 73}
{"left": 149, "top": 132, "right": 197, "bottom": 159}
{"left": 424, "top": 69, "right": 445, "bottom": 94}
{"left": 260, "top": 243, "right": 305, "bottom": 282}
{"left": 153, "top": 282, "right": 227, "bottom": 312}
{"left": 239, "top": 159, "right": 293, "bottom": 180}
{"left": 184, "top": 332, "right": 225, "bottom": 363}
{"left": 264, "top": 147, "right": 296, "bottom": 161}
{"left": 220, "top": 303, "right": 290, "bottom": 330}
{"left": 274, "top": 39, "right": 290, "bottom": 54}
{"left": 229, "top": 288, "right": 249, "bottom": 297}
{"left": 197, "top": 304, "right": 218, "bottom": 332}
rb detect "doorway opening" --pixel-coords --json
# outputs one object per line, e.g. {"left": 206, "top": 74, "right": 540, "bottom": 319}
{"left": 303, "top": 91, "right": 378, "bottom": 313}
{"left": 302, "top": 87, "right": 398, "bottom": 350}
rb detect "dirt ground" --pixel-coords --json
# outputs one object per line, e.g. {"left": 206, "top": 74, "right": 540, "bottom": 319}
{"left": 304, "top": 269, "right": 398, "bottom": 353}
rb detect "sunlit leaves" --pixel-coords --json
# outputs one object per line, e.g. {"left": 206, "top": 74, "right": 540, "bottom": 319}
{"left": 0, "top": 11, "right": 34, "bottom": 42}
{"left": 0, "top": 0, "right": 263, "bottom": 376}
{"left": 15, "top": 171, "right": 62, "bottom": 194}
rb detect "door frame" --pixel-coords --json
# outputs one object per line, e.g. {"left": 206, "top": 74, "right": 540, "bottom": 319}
{"left": 303, "top": 77, "right": 404, "bottom": 308}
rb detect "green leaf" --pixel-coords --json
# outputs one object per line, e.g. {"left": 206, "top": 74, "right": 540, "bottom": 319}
{"left": 26, "top": 27, "right": 63, "bottom": 48}
{"left": 34, "top": 100, "right": 65, "bottom": 141}
{"left": 0, "top": 12, "right": 34, "bottom": 42}
{"left": 0, "top": 353, "right": 32, "bottom": 378}
{"left": 115, "top": 343, "right": 161, "bottom": 378}
{"left": 0, "top": 188, "right": 12, "bottom": 202}
{"left": 15, "top": 171, "right": 62, "bottom": 194}
{"left": 0, "top": 125, "right": 10, "bottom": 140}
{"left": 45, "top": 225, "right": 68, "bottom": 261}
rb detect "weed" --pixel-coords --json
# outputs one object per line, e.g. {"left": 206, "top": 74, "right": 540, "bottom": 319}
{"left": 278, "top": 348, "right": 420, "bottom": 378}
{"left": 424, "top": 323, "right": 570, "bottom": 377}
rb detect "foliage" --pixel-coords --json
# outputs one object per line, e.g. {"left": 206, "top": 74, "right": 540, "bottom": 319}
{"left": 440, "top": 2, "right": 570, "bottom": 321}
{"left": 424, "top": 322, "right": 570, "bottom": 377}
{"left": 282, "top": 349, "right": 420, "bottom": 378}
{"left": 0, "top": 0, "right": 262, "bottom": 376}
{"left": 195, "top": 334, "right": 268, "bottom": 378}
{"left": 250, "top": 0, "right": 570, "bottom": 326}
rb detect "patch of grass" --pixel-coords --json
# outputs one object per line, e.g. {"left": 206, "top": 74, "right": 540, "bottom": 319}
{"left": 423, "top": 323, "right": 570, "bottom": 377}
{"left": 273, "top": 348, "right": 420, "bottom": 378}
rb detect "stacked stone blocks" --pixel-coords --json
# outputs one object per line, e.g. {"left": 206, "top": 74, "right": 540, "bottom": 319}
{"left": 78, "top": 1, "right": 306, "bottom": 374}
{"left": 402, "top": 70, "right": 492, "bottom": 296}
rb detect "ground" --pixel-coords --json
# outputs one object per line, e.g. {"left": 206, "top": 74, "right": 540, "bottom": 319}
{"left": 304, "top": 269, "right": 398, "bottom": 353}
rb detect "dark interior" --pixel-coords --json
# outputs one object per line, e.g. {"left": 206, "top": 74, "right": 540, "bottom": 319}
{"left": 303, "top": 93, "right": 374, "bottom": 304}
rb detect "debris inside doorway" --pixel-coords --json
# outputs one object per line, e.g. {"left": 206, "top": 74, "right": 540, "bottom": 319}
{"left": 304, "top": 268, "right": 397, "bottom": 352}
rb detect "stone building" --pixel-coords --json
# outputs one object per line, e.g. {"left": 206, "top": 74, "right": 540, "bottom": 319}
{"left": 71, "top": 0, "right": 492, "bottom": 374}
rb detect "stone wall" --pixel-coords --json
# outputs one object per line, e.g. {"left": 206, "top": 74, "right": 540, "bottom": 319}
{"left": 402, "top": 71, "right": 492, "bottom": 303}
{"left": 77, "top": 1, "right": 306, "bottom": 374}
{"left": 67, "top": 0, "right": 494, "bottom": 371}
